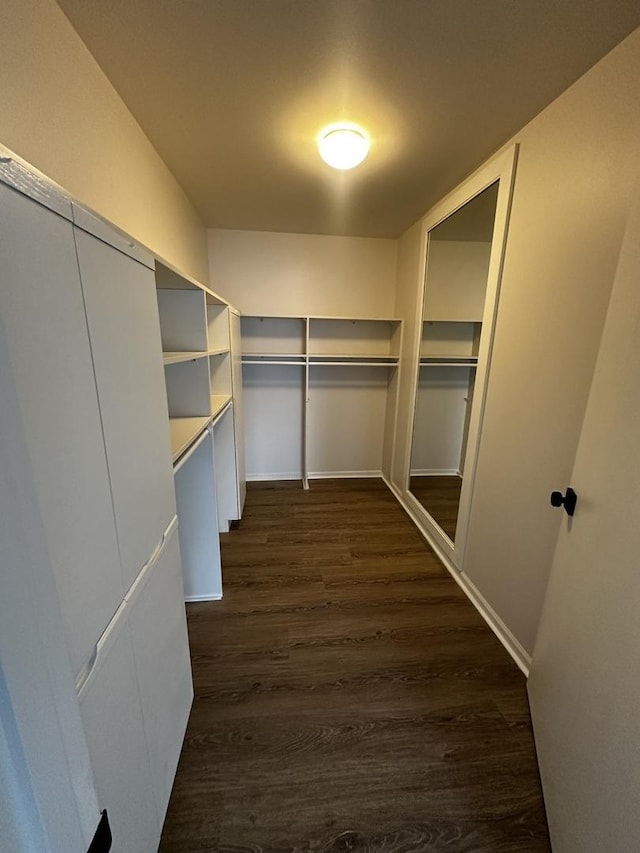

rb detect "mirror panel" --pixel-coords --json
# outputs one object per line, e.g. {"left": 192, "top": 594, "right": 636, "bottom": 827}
{"left": 408, "top": 182, "right": 499, "bottom": 543}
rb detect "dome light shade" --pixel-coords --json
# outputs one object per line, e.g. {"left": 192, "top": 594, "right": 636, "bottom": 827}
{"left": 318, "top": 125, "right": 369, "bottom": 170}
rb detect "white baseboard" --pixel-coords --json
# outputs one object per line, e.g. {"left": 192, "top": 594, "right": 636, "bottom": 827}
{"left": 246, "top": 472, "right": 302, "bottom": 482}
{"left": 454, "top": 572, "right": 531, "bottom": 676}
{"left": 409, "top": 468, "right": 461, "bottom": 477}
{"left": 381, "top": 475, "right": 531, "bottom": 677}
{"left": 184, "top": 593, "right": 223, "bottom": 603}
{"left": 247, "top": 471, "right": 383, "bottom": 482}
{"left": 308, "top": 470, "right": 382, "bottom": 479}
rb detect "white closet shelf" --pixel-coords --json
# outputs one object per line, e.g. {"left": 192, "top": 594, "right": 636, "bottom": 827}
{"left": 169, "top": 417, "right": 212, "bottom": 463}
{"left": 421, "top": 354, "right": 478, "bottom": 360}
{"left": 242, "top": 313, "right": 401, "bottom": 322}
{"left": 209, "top": 346, "right": 230, "bottom": 356}
{"left": 242, "top": 313, "right": 306, "bottom": 320}
{"left": 309, "top": 315, "right": 402, "bottom": 323}
{"left": 243, "top": 353, "right": 397, "bottom": 363}
{"left": 423, "top": 318, "right": 482, "bottom": 324}
{"left": 242, "top": 353, "right": 306, "bottom": 365}
{"left": 163, "top": 351, "right": 209, "bottom": 365}
{"left": 309, "top": 353, "right": 398, "bottom": 360}
{"left": 211, "top": 394, "right": 232, "bottom": 419}
{"left": 310, "top": 361, "right": 398, "bottom": 368}
{"left": 242, "top": 352, "right": 305, "bottom": 357}
{"left": 420, "top": 356, "right": 478, "bottom": 367}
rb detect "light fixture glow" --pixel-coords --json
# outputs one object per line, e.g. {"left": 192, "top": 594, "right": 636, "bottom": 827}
{"left": 318, "top": 124, "right": 369, "bottom": 170}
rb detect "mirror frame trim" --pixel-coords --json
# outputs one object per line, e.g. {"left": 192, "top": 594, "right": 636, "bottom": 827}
{"left": 403, "top": 144, "right": 518, "bottom": 571}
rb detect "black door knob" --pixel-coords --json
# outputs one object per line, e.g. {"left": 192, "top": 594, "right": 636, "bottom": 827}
{"left": 550, "top": 487, "right": 577, "bottom": 517}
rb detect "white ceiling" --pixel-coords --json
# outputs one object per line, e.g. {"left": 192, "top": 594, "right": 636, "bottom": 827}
{"left": 56, "top": 1, "right": 640, "bottom": 238}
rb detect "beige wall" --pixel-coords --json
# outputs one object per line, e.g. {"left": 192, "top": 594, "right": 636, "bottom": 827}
{"left": 208, "top": 229, "right": 397, "bottom": 317}
{"left": 0, "top": 0, "right": 209, "bottom": 283}
{"left": 392, "top": 25, "right": 640, "bottom": 656}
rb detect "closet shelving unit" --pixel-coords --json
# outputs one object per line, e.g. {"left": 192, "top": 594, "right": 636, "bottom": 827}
{"left": 420, "top": 320, "right": 481, "bottom": 373}
{"left": 412, "top": 320, "right": 480, "bottom": 479}
{"left": 241, "top": 314, "right": 402, "bottom": 488}
{"left": 155, "top": 261, "right": 245, "bottom": 600}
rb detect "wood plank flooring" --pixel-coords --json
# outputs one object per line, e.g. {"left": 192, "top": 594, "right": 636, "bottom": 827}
{"left": 160, "top": 479, "right": 550, "bottom": 853}
{"left": 409, "top": 476, "right": 462, "bottom": 541}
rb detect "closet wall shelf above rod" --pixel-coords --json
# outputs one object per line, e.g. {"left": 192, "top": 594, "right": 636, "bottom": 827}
{"left": 242, "top": 352, "right": 305, "bottom": 358}
{"left": 308, "top": 353, "right": 398, "bottom": 361}
{"left": 163, "top": 351, "right": 209, "bottom": 365}
{"left": 242, "top": 353, "right": 305, "bottom": 363}
{"left": 242, "top": 314, "right": 402, "bottom": 322}
{"left": 209, "top": 346, "right": 230, "bottom": 357}
{"left": 242, "top": 355, "right": 399, "bottom": 366}
{"left": 420, "top": 358, "right": 478, "bottom": 368}
{"left": 242, "top": 360, "right": 306, "bottom": 366}
{"left": 309, "top": 361, "right": 398, "bottom": 368}
{"left": 241, "top": 313, "right": 307, "bottom": 320}
{"left": 307, "top": 316, "right": 402, "bottom": 323}
{"left": 420, "top": 355, "right": 478, "bottom": 364}
{"left": 421, "top": 355, "right": 478, "bottom": 361}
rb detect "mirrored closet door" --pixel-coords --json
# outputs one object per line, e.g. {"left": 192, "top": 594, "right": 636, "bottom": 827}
{"left": 406, "top": 147, "right": 517, "bottom": 569}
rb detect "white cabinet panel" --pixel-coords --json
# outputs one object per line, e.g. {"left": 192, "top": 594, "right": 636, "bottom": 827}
{"left": 79, "top": 620, "right": 159, "bottom": 853}
{"left": 0, "top": 182, "right": 122, "bottom": 679}
{"left": 213, "top": 405, "right": 238, "bottom": 532}
{"left": 128, "top": 529, "right": 193, "bottom": 824}
{"left": 174, "top": 430, "right": 222, "bottom": 600}
{"left": 75, "top": 228, "right": 176, "bottom": 588}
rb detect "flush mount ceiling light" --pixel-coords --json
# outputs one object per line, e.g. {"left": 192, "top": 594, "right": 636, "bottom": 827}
{"left": 318, "top": 124, "right": 369, "bottom": 170}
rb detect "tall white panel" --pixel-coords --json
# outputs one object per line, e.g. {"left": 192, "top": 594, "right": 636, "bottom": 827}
{"left": 0, "top": 182, "right": 122, "bottom": 679}
{"left": 174, "top": 431, "right": 222, "bottom": 600}
{"left": 128, "top": 529, "right": 193, "bottom": 824}
{"left": 213, "top": 405, "right": 239, "bottom": 531}
{"left": 79, "top": 621, "right": 159, "bottom": 853}
{"left": 74, "top": 228, "right": 176, "bottom": 588}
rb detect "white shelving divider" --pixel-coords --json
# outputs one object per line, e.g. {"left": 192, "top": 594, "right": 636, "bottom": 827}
{"left": 154, "top": 260, "right": 245, "bottom": 596}
{"left": 207, "top": 295, "right": 243, "bottom": 531}
{"left": 208, "top": 298, "right": 233, "bottom": 429}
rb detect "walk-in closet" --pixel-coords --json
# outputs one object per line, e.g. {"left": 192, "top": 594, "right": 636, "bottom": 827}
{"left": 3, "top": 5, "right": 640, "bottom": 851}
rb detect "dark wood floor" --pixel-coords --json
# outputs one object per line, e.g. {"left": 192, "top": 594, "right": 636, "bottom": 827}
{"left": 160, "top": 479, "right": 549, "bottom": 853}
{"left": 409, "top": 476, "right": 462, "bottom": 541}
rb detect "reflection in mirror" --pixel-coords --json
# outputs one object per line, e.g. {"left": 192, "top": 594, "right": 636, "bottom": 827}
{"left": 409, "top": 182, "right": 499, "bottom": 542}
